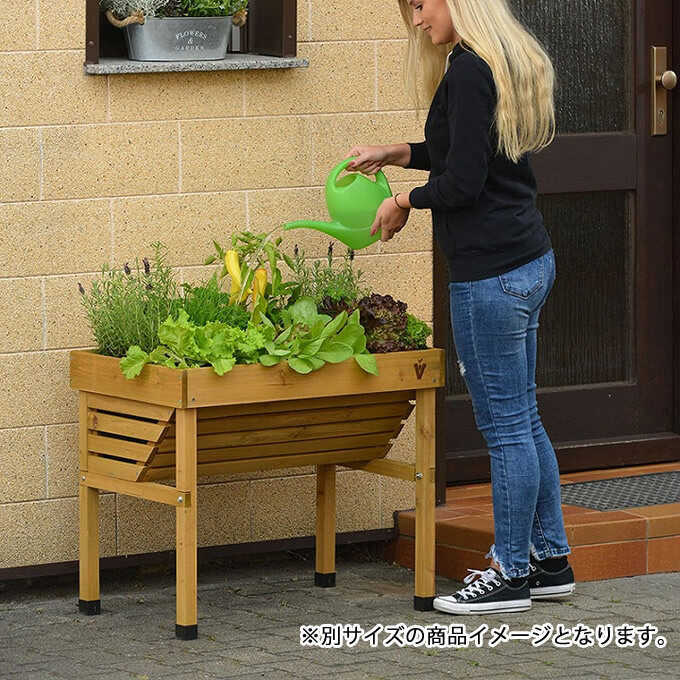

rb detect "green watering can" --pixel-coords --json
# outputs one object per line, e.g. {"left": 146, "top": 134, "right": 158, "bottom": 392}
{"left": 282, "top": 158, "right": 392, "bottom": 250}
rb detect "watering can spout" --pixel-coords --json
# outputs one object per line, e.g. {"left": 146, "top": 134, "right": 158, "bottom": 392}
{"left": 282, "top": 219, "right": 333, "bottom": 233}
{"left": 281, "top": 158, "right": 392, "bottom": 251}
{"left": 282, "top": 220, "right": 379, "bottom": 251}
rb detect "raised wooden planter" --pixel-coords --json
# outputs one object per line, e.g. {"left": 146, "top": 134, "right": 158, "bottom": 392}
{"left": 70, "top": 348, "right": 445, "bottom": 639}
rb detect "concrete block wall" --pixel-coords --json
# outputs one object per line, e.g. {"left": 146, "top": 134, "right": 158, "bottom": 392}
{"left": 0, "top": 0, "right": 434, "bottom": 569}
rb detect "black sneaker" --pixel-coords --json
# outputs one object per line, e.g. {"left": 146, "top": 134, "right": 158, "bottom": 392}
{"left": 433, "top": 567, "right": 531, "bottom": 615}
{"left": 529, "top": 555, "right": 575, "bottom": 600}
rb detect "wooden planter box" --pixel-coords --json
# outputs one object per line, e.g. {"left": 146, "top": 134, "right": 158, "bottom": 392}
{"left": 71, "top": 348, "right": 445, "bottom": 639}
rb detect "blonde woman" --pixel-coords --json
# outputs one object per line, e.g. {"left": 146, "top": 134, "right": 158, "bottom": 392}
{"left": 347, "top": 0, "right": 574, "bottom": 615}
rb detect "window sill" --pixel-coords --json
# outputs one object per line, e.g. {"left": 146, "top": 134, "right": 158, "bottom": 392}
{"left": 85, "top": 54, "right": 309, "bottom": 75}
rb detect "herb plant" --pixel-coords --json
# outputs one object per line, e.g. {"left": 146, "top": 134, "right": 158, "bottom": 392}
{"left": 99, "top": 0, "right": 169, "bottom": 19}
{"left": 100, "top": 0, "right": 248, "bottom": 19}
{"left": 175, "top": 0, "right": 247, "bottom": 17}
{"left": 79, "top": 242, "right": 180, "bottom": 358}
{"left": 179, "top": 272, "right": 249, "bottom": 328}
{"left": 80, "top": 232, "right": 428, "bottom": 380}
{"left": 287, "top": 242, "right": 371, "bottom": 312}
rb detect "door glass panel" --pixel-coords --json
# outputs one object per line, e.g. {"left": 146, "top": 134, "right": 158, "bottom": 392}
{"left": 446, "top": 191, "right": 633, "bottom": 395}
{"left": 509, "top": 0, "right": 633, "bottom": 133}
{"left": 537, "top": 191, "right": 633, "bottom": 386}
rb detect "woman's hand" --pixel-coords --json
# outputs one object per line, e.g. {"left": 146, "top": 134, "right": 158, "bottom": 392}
{"left": 371, "top": 196, "right": 410, "bottom": 242}
{"left": 346, "top": 145, "right": 392, "bottom": 175}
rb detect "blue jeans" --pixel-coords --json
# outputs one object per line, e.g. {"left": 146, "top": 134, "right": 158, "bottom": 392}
{"left": 448, "top": 249, "right": 571, "bottom": 579}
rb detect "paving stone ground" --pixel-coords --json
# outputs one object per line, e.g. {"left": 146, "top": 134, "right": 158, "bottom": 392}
{"left": 1, "top": 544, "right": 677, "bottom": 680}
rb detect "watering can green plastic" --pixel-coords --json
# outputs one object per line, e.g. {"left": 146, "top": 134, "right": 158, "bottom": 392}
{"left": 282, "top": 158, "right": 392, "bottom": 250}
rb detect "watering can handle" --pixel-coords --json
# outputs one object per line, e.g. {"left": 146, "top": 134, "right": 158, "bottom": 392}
{"left": 330, "top": 157, "right": 392, "bottom": 195}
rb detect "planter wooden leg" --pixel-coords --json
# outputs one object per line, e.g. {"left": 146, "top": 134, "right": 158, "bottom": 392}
{"left": 414, "top": 388, "right": 436, "bottom": 611}
{"left": 175, "top": 408, "right": 198, "bottom": 640}
{"left": 78, "top": 392, "right": 100, "bottom": 615}
{"left": 315, "top": 463, "right": 336, "bottom": 587}
{"left": 79, "top": 484, "right": 101, "bottom": 614}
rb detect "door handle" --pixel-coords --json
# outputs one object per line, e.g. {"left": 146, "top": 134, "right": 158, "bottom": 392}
{"left": 651, "top": 46, "right": 676, "bottom": 135}
{"left": 658, "top": 70, "right": 678, "bottom": 91}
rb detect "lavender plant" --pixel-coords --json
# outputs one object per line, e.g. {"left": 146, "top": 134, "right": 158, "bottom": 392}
{"left": 78, "top": 242, "right": 180, "bottom": 357}
{"left": 287, "top": 242, "right": 371, "bottom": 314}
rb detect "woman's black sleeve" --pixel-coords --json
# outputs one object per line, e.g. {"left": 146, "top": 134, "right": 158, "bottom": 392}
{"left": 404, "top": 142, "right": 431, "bottom": 171}
{"left": 408, "top": 55, "right": 495, "bottom": 211}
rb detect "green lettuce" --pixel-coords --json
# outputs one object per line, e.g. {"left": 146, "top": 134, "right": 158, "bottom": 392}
{"left": 120, "top": 309, "right": 269, "bottom": 378}
{"left": 120, "top": 298, "right": 377, "bottom": 379}
{"left": 257, "top": 297, "right": 377, "bottom": 375}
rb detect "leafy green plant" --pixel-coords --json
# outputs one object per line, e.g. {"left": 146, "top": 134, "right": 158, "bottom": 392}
{"left": 99, "top": 0, "right": 169, "bottom": 19}
{"left": 179, "top": 273, "right": 249, "bottom": 328}
{"left": 358, "top": 293, "right": 431, "bottom": 353}
{"left": 206, "top": 230, "right": 298, "bottom": 328}
{"left": 79, "top": 242, "right": 180, "bottom": 358}
{"left": 257, "top": 297, "right": 377, "bottom": 375}
{"left": 101, "top": 0, "right": 248, "bottom": 19}
{"left": 120, "top": 308, "right": 268, "bottom": 378}
{"left": 287, "top": 242, "right": 371, "bottom": 312}
{"left": 402, "top": 313, "right": 432, "bottom": 350}
{"left": 156, "top": 0, "right": 183, "bottom": 15}
{"left": 161, "top": 0, "right": 247, "bottom": 17}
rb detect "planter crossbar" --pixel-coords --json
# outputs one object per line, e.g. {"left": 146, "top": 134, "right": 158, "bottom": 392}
{"left": 71, "top": 348, "right": 445, "bottom": 639}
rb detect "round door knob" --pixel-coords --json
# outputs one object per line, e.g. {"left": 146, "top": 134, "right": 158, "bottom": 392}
{"left": 658, "top": 70, "right": 678, "bottom": 90}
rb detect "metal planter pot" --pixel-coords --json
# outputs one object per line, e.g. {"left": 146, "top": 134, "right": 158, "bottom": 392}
{"left": 124, "top": 17, "right": 232, "bottom": 61}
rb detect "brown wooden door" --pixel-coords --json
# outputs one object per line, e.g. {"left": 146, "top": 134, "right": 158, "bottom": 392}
{"left": 435, "top": 0, "right": 680, "bottom": 496}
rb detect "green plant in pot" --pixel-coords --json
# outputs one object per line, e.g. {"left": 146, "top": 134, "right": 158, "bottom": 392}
{"left": 100, "top": 0, "right": 248, "bottom": 62}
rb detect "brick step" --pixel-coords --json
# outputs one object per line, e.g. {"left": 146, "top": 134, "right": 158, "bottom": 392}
{"left": 384, "top": 461, "right": 680, "bottom": 582}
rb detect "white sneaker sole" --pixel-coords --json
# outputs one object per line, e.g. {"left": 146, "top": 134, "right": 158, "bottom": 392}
{"left": 433, "top": 596, "right": 532, "bottom": 615}
{"left": 530, "top": 583, "right": 575, "bottom": 599}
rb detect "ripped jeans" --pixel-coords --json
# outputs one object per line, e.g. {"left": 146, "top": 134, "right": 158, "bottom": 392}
{"left": 449, "top": 249, "right": 571, "bottom": 579}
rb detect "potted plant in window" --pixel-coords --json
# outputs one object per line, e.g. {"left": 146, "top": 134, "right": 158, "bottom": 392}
{"left": 100, "top": 0, "right": 248, "bottom": 61}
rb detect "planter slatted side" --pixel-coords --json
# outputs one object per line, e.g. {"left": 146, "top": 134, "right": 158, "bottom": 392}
{"left": 143, "top": 391, "right": 415, "bottom": 480}
{"left": 85, "top": 394, "right": 174, "bottom": 482}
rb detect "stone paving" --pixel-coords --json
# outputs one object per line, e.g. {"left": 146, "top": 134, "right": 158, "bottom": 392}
{"left": 1, "top": 544, "right": 677, "bottom": 680}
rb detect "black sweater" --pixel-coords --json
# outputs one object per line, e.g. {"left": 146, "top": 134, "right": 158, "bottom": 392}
{"left": 407, "top": 41, "right": 551, "bottom": 282}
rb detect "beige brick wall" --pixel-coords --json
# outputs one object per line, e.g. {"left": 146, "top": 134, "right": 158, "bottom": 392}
{"left": 0, "top": 0, "right": 434, "bottom": 570}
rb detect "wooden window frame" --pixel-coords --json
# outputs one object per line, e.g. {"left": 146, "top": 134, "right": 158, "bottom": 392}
{"left": 85, "top": 0, "right": 298, "bottom": 65}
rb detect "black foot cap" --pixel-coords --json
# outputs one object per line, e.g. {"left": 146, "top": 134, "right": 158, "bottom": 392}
{"left": 175, "top": 624, "right": 198, "bottom": 640}
{"left": 414, "top": 596, "right": 434, "bottom": 611}
{"left": 314, "top": 572, "right": 336, "bottom": 588}
{"left": 78, "top": 599, "right": 101, "bottom": 615}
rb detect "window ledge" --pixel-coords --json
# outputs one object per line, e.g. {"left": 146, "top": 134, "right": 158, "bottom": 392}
{"left": 85, "top": 54, "right": 309, "bottom": 75}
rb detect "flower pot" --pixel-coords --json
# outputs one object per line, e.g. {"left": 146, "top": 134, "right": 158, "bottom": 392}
{"left": 124, "top": 17, "right": 233, "bottom": 61}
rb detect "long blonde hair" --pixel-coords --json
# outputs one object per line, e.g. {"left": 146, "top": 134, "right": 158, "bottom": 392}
{"left": 398, "top": 0, "right": 556, "bottom": 162}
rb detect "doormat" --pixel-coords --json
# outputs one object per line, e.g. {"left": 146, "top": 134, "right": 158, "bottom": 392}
{"left": 560, "top": 471, "right": 680, "bottom": 511}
